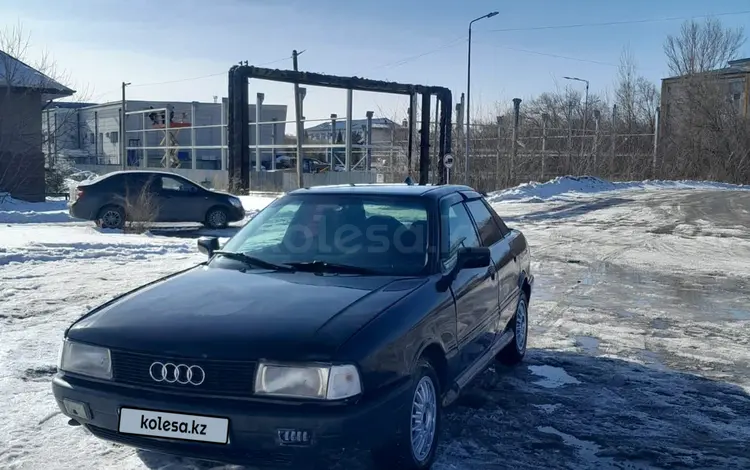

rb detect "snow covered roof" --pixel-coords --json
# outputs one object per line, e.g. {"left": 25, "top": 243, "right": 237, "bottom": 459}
{"left": 0, "top": 50, "right": 75, "bottom": 100}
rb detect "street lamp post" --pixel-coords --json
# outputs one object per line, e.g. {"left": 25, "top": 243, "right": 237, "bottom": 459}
{"left": 120, "top": 81, "right": 131, "bottom": 170}
{"left": 465, "top": 11, "right": 499, "bottom": 184}
{"left": 563, "top": 76, "right": 589, "bottom": 153}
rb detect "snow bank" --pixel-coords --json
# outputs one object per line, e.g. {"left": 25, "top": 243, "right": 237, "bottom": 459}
{"left": 64, "top": 170, "right": 99, "bottom": 190}
{"left": 238, "top": 193, "right": 279, "bottom": 213}
{"left": 488, "top": 176, "right": 750, "bottom": 203}
{"left": 0, "top": 196, "right": 75, "bottom": 224}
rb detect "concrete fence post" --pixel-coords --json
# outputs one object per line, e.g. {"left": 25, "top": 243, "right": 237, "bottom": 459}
{"left": 511, "top": 98, "right": 521, "bottom": 185}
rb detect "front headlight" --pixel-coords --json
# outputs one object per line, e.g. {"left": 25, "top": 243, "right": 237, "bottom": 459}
{"left": 58, "top": 340, "right": 112, "bottom": 380}
{"left": 254, "top": 363, "right": 362, "bottom": 400}
{"left": 229, "top": 197, "right": 243, "bottom": 209}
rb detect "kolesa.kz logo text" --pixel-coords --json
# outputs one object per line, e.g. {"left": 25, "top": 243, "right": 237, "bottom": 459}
{"left": 140, "top": 414, "right": 207, "bottom": 436}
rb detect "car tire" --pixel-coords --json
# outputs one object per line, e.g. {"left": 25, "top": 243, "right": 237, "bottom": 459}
{"left": 97, "top": 205, "right": 125, "bottom": 230}
{"left": 204, "top": 207, "right": 228, "bottom": 229}
{"left": 496, "top": 290, "right": 529, "bottom": 366}
{"left": 371, "top": 358, "right": 442, "bottom": 470}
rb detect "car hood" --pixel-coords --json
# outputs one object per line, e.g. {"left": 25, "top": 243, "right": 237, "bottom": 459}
{"left": 66, "top": 265, "right": 425, "bottom": 361}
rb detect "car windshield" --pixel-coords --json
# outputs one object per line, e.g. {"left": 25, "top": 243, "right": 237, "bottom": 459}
{"left": 217, "top": 194, "right": 431, "bottom": 276}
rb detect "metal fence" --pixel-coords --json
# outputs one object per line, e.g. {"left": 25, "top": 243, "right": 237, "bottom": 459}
{"left": 76, "top": 102, "right": 659, "bottom": 194}
{"left": 441, "top": 121, "right": 657, "bottom": 192}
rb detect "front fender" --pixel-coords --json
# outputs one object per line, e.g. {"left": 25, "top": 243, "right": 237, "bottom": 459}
{"left": 340, "top": 278, "right": 455, "bottom": 397}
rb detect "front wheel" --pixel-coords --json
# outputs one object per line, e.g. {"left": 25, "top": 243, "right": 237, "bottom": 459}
{"left": 371, "top": 358, "right": 442, "bottom": 469}
{"left": 496, "top": 290, "right": 529, "bottom": 366}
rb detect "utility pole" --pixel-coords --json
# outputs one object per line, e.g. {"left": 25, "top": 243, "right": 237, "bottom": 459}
{"left": 292, "top": 50, "right": 305, "bottom": 189}
{"left": 652, "top": 106, "right": 660, "bottom": 177}
{"left": 465, "top": 11, "right": 499, "bottom": 184}
{"left": 563, "top": 76, "right": 589, "bottom": 157}
{"left": 120, "top": 82, "right": 130, "bottom": 170}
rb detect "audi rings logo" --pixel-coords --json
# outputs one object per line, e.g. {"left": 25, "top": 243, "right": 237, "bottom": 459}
{"left": 149, "top": 362, "right": 206, "bottom": 386}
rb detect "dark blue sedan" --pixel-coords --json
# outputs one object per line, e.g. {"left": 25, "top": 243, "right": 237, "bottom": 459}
{"left": 52, "top": 183, "right": 534, "bottom": 469}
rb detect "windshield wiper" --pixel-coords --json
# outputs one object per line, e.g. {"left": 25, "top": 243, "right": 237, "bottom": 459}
{"left": 213, "top": 250, "right": 293, "bottom": 271}
{"left": 283, "top": 260, "right": 381, "bottom": 275}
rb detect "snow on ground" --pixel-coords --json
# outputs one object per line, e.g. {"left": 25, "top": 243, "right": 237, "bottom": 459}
{"left": 0, "top": 196, "right": 76, "bottom": 224}
{"left": 1, "top": 178, "right": 749, "bottom": 470}
{"left": 487, "top": 175, "right": 750, "bottom": 204}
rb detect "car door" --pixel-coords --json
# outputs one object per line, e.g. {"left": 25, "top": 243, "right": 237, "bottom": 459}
{"left": 112, "top": 173, "right": 157, "bottom": 222}
{"left": 157, "top": 175, "right": 206, "bottom": 222}
{"left": 464, "top": 196, "right": 518, "bottom": 334}
{"left": 487, "top": 201, "right": 524, "bottom": 330}
{"left": 439, "top": 194, "right": 498, "bottom": 371}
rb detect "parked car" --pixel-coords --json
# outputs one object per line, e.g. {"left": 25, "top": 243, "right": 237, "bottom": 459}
{"left": 52, "top": 183, "right": 533, "bottom": 469}
{"left": 68, "top": 170, "right": 245, "bottom": 229}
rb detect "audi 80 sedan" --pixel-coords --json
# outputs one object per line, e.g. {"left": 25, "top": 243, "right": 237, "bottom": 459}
{"left": 52, "top": 183, "right": 534, "bottom": 469}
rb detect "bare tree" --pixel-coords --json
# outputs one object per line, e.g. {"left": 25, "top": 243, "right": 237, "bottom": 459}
{"left": 0, "top": 21, "right": 90, "bottom": 200}
{"left": 613, "top": 46, "right": 661, "bottom": 177}
{"left": 115, "top": 177, "right": 160, "bottom": 233}
{"left": 660, "top": 18, "right": 750, "bottom": 183}
{"left": 664, "top": 17, "right": 746, "bottom": 76}
{"left": 615, "top": 47, "right": 639, "bottom": 129}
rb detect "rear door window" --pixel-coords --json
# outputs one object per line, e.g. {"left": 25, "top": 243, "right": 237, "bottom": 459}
{"left": 465, "top": 199, "right": 505, "bottom": 246}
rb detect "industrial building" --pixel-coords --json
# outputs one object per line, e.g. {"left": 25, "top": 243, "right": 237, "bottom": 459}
{"left": 43, "top": 99, "right": 288, "bottom": 171}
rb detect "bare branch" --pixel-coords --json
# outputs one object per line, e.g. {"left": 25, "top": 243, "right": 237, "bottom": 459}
{"left": 664, "top": 17, "right": 746, "bottom": 76}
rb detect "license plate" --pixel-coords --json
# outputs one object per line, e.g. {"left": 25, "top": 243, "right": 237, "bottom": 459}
{"left": 118, "top": 407, "right": 229, "bottom": 444}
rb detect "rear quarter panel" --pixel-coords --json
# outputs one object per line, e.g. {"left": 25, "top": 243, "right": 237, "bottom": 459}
{"left": 511, "top": 230, "right": 532, "bottom": 291}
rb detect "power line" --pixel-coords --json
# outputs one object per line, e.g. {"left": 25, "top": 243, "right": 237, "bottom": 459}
{"left": 486, "top": 9, "right": 750, "bottom": 33}
{"left": 490, "top": 45, "right": 621, "bottom": 68}
{"left": 366, "top": 36, "right": 467, "bottom": 71}
{"left": 128, "top": 55, "right": 292, "bottom": 88}
{"left": 127, "top": 72, "right": 225, "bottom": 88}
{"left": 360, "top": 10, "right": 750, "bottom": 73}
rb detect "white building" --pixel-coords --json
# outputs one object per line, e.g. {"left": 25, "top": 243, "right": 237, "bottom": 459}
{"left": 305, "top": 117, "right": 402, "bottom": 145}
{"left": 43, "top": 99, "right": 288, "bottom": 171}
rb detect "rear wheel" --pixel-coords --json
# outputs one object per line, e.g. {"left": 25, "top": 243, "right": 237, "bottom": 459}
{"left": 97, "top": 205, "right": 125, "bottom": 229}
{"left": 496, "top": 290, "right": 529, "bottom": 366}
{"left": 371, "top": 358, "right": 442, "bottom": 470}
{"left": 204, "top": 207, "right": 228, "bottom": 229}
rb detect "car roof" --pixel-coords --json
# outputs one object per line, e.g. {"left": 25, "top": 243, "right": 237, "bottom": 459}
{"left": 287, "top": 183, "right": 477, "bottom": 200}
{"left": 100, "top": 170, "right": 190, "bottom": 178}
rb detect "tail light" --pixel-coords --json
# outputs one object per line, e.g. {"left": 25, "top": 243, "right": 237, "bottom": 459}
{"left": 76, "top": 187, "right": 84, "bottom": 199}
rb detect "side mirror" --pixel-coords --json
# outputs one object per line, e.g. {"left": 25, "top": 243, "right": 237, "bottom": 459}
{"left": 197, "top": 236, "right": 219, "bottom": 257}
{"left": 436, "top": 246, "right": 492, "bottom": 292}
{"left": 456, "top": 246, "right": 491, "bottom": 270}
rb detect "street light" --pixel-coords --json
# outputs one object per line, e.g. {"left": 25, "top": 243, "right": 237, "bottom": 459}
{"left": 121, "top": 81, "right": 131, "bottom": 170}
{"left": 563, "top": 76, "right": 590, "bottom": 150}
{"left": 465, "top": 11, "right": 499, "bottom": 183}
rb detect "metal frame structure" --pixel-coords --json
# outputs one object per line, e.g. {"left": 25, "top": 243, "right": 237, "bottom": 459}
{"left": 227, "top": 65, "right": 453, "bottom": 190}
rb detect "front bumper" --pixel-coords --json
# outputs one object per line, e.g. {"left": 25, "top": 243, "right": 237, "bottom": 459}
{"left": 52, "top": 373, "right": 410, "bottom": 467}
{"left": 228, "top": 205, "right": 246, "bottom": 222}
